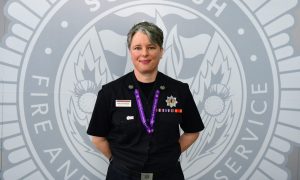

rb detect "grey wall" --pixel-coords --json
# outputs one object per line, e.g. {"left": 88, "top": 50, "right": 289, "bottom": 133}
{"left": 286, "top": 6, "right": 300, "bottom": 180}
{"left": 0, "top": 1, "right": 5, "bottom": 36}
{"left": 0, "top": 0, "right": 299, "bottom": 179}
{"left": 0, "top": 0, "right": 5, "bottom": 174}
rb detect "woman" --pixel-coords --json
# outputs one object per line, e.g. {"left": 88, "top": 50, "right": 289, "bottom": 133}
{"left": 87, "top": 21, "right": 204, "bottom": 180}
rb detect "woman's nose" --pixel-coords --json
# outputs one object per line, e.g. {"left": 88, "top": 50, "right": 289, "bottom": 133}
{"left": 141, "top": 48, "right": 149, "bottom": 56}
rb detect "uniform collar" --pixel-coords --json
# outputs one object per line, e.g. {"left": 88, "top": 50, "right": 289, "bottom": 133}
{"left": 127, "top": 71, "right": 166, "bottom": 91}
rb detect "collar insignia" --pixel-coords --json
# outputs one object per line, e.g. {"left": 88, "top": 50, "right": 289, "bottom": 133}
{"left": 166, "top": 95, "right": 178, "bottom": 108}
{"left": 128, "top": 84, "right": 134, "bottom": 90}
{"left": 160, "top": 85, "right": 166, "bottom": 90}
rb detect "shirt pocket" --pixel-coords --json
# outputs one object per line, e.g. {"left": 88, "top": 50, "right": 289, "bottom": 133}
{"left": 156, "top": 112, "right": 182, "bottom": 130}
{"left": 111, "top": 108, "right": 140, "bottom": 143}
{"left": 155, "top": 112, "right": 182, "bottom": 143}
{"left": 112, "top": 108, "right": 137, "bottom": 126}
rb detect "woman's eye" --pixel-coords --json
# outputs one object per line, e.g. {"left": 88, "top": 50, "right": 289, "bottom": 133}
{"left": 148, "top": 46, "right": 156, "bottom": 50}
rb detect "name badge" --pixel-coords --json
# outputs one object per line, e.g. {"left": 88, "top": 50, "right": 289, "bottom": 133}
{"left": 115, "top": 100, "right": 131, "bottom": 107}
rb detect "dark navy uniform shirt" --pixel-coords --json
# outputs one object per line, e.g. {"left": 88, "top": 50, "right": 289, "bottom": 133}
{"left": 87, "top": 71, "right": 204, "bottom": 172}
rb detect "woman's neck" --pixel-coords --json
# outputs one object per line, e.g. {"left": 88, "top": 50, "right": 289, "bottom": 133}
{"left": 134, "top": 70, "right": 158, "bottom": 83}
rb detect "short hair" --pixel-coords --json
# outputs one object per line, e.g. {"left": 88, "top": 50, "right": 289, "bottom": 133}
{"left": 127, "top": 21, "right": 164, "bottom": 49}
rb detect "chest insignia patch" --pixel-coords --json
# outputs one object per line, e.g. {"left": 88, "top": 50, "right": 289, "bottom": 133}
{"left": 165, "top": 95, "right": 178, "bottom": 108}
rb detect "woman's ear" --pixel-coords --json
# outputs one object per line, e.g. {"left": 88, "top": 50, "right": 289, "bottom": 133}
{"left": 160, "top": 48, "right": 164, "bottom": 59}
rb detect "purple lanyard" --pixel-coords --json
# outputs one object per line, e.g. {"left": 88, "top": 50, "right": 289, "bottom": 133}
{"left": 134, "top": 89, "right": 160, "bottom": 134}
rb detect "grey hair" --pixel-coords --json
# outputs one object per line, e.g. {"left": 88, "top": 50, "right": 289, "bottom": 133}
{"left": 127, "top": 21, "right": 164, "bottom": 49}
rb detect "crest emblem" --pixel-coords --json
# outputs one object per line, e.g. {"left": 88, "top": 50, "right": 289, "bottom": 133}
{"left": 166, "top": 95, "right": 178, "bottom": 108}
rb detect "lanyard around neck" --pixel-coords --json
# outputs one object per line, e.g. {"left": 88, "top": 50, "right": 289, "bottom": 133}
{"left": 134, "top": 89, "right": 160, "bottom": 134}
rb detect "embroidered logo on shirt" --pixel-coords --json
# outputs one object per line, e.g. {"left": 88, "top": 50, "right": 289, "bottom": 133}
{"left": 115, "top": 100, "right": 131, "bottom": 107}
{"left": 165, "top": 95, "right": 178, "bottom": 108}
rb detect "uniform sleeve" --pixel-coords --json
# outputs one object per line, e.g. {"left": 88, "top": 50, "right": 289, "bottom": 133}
{"left": 87, "top": 86, "right": 111, "bottom": 137}
{"left": 180, "top": 83, "right": 205, "bottom": 133}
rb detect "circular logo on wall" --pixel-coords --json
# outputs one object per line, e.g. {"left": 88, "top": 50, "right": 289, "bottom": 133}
{"left": 1, "top": 0, "right": 300, "bottom": 179}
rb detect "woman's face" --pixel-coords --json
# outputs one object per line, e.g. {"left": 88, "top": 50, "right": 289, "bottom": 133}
{"left": 129, "top": 31, "right": 163, "bottom": 76}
